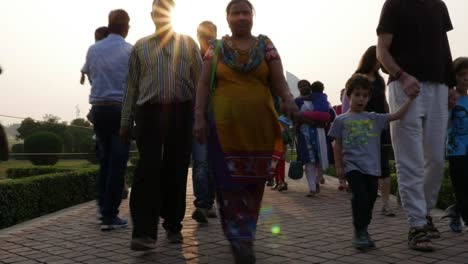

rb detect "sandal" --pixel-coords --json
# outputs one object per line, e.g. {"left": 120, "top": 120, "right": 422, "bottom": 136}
{"left": 425, "top": 215, "right": 441, "bottom": 239}
{"left": 408, "top": 228, "right": 434, "bottom": 252}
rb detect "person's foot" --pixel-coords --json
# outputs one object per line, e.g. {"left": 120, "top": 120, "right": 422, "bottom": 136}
{"left": 230, "top": 240, "right": 255, "bottom": 264}
{"left": 320, "top": 177, "right": 325, "bottom": 184}
{"left": 192, "top": 208, "right": 208, "bottom": 223}
{"left": 381, "top": 204, "right": 396, "bottom": 217}
{"left": 449, "top": 216, "right": 463, "bottom": 233}
{"left": 271, "top": 183, "right": 279, "bottom": 190}
{"left": 277, "top": 182, "right": 288, "bottom": 192}
{"left": 408, "top": 227, "right": 434, "bottom": 252}
{"left": 100, "top": 217, "right": 128, "bottom": 231}
{"left": 425, "top": 215, "right": 441, "bottom": 239}
{"left": 206, "top": 207, "right": 217, "bottom": 218}
{"left": 166, "top": 231, "right": 183, "bottom": 244}
{"left": 316, "top": 183, "right": 321, "bottom": 194}
{"left": 266, "top": 179, "right": 275, "bottom": 187}
{"left": 306, "top": 191, "right": 316, "bottom": 197}
{"left": 352, "top": 229, "right": 375, "bottom": 250}
{"left": 130, "top": 237, "right": 156, "bottom": 251}
{"left": 338, "top": 185, "right": 345, "bottom": 191}
{"left": 122, "top": 189, "right": 129, "bottom": 199}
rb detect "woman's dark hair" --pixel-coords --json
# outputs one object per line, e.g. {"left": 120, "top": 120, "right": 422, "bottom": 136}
{"left": 226, "top": 0, "right": 254, "bottom": 14}
{"left": 345, "top": 74, "right": 372, "bottom": 97}
{"left": 355, "top": 46, "right": 383, "bottom": 79}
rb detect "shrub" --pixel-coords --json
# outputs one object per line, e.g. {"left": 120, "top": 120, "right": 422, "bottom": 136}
{"left": 6, "top": 167, "right": 71, "bottom": 179}
{"left": 78, "top": 136, "right": 98, "bottom": 164}
{"left": 0, "top": 168, "right": 98, "bottom": 229}
{"left": 11, "top": 143, "right": 26, "bottom": 160}
{"left": 24, "top": 132, "right": 63, "bottom": 165}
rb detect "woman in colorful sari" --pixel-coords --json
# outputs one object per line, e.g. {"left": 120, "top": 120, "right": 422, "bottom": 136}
{"left": 193, "top": 0, "right": 299, "bottom": 263}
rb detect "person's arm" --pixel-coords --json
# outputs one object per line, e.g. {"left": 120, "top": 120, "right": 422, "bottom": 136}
{"left": 300, "top": 111, "right": 331, "bottom": 125}
{"left": 193, "top": 59, "right": 213, "bottom": 144}
{"left": 269, "top": 59, "right": 299, "bottom": 117}
{"left": 377, "top": 34, "right": 420, "bottom": 98}
{"left": 80, "top": 72, "right": 86, "bottom": 85}
{"left": 120, "top": 47, "right": 140, "bottom": 143}
{"left": 388, "top": 97, "right": 414, "bottom": 121}
{"left": 333, "top": 138, "right": 344, "bottom": 179}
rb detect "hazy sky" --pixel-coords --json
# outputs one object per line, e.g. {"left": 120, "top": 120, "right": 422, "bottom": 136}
{"left": 0, "top": 0, "right": 467, "bottom": 125}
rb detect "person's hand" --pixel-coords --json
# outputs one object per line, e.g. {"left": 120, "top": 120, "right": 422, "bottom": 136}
{"left": 80, "top": 73, "right": 85, "bottom": 85}
{"left": 120, "top": 126, "right": 131, "bottom": 144}
{"left": 193, "top": 115, "right": 209, "bottom": 144}
{"left": 400, "top": 72, "right": 420, "bottom": 99}
{"left": 283, "top": 97, "right": 300, "bottom": 121}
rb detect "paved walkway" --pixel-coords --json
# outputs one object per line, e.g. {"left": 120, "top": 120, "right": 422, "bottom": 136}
{"left": 1, "top": 170, "right": 467, "bottom": 264}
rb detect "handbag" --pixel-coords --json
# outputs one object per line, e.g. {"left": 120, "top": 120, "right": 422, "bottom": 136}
{"left": 288, "top": 134, "right": 303, "bottom": 180}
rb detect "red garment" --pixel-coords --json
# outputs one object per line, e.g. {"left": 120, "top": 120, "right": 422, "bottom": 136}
{"left": 274, "top": 159, "right": 286, "bottom": 183}
{"left": 333, "top": 104, "right": 343, "bottom": 116}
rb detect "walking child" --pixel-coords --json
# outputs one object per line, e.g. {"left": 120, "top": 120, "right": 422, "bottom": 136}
{"left": 329, "top": 74, "right": 414, "bottom": 249}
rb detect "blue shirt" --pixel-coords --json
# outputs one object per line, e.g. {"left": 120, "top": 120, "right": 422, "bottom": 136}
{"left": 447, "top": 96, "right": 468, "bottom": 156}
{"left": 82, "top": 34, "right": 133, "bottom": 104}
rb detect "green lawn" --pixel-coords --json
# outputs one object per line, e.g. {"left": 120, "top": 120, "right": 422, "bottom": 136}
{"left": 0, "top": 160, "right": 93, "bottom": 180}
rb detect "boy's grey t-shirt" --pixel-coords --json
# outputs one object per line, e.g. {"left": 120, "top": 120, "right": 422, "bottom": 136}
{"left": 328, "top": 112, "right": 390, "bottom": 176}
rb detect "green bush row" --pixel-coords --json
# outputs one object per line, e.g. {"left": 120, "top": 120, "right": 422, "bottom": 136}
{"left": 6, "top": 167, "right": 72, "bottom": 179}
{"left": 0, "top": 168, "right": 98, "bottom": 229}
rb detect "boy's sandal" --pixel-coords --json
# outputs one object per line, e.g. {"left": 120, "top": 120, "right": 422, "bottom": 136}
{"left": 408, "top": 228, "right": 434, "bottom": 252}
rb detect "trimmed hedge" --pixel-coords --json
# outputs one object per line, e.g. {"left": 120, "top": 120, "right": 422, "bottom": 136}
{"left": 24, "top": 131, "right": 63, "bottom": 165}
{"left": 0, "top": 168, "right": 98, "bottom": 229}
{"left": 6, "top": 167, "right": 71, "bottom": 179}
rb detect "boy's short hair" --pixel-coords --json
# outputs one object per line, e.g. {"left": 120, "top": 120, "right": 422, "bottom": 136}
{"left": 453, "top": 57, "right": 468, "bottom": 74}
{"left": 310, "top": 81, "right": 324, "bottom": 93}
{"left": 345, "top": 74, "right": 372, "bottom": 97}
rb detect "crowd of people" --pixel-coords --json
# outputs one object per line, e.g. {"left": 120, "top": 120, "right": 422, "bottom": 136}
{"left": 65, "top": 0, "right": 468, "bottom": 262}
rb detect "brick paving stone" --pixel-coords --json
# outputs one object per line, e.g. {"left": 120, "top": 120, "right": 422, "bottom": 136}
{"left": 0, "top": 170, "right": 467, "bottom": 263}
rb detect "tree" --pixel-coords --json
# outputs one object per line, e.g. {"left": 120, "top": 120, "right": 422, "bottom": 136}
{"left": 16, "top": 117, "right": 41, "bottom": 140}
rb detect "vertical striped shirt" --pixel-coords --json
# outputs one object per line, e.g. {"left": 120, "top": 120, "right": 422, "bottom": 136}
{"left": 121, "top": 32, "right": 202, "bottom": 127}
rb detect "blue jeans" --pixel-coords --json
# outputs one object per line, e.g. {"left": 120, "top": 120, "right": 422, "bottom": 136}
{"left": 91, "top": 105, "right": 130, "bottom": 220}
{"left": 192, "top": 140, "right": 215, "bottom": 209}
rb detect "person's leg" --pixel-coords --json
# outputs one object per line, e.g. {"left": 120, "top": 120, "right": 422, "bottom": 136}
{"left": 346, "top": 171, "right": 375, "bottom": 249}
{"left": 448, "top": 156, "right": 466, "bottom": 231}
{"left": 388, "top": 81, "right": 427, "bottom": 228}
{"left": 91, "top": 106, "right": 111, "bottom": 218}
{"left": 423, "top": 84, "right": 448, "bottom": 214}
{"left": 161, "top": 102, "right": 192, "bottom": 240}
{"left": 305, "top": 162, "right": 317, "bottom": 195}
{"left": 366, "top": 175, "right": 379, "bottom": 227}
{"left": 130, "top": 104, "right": 163, "bottom": 243}
{"left": 192, "top": 140, "right": 212, "bottom": 222}
{"left": 459, "top": 155, "right": 468, "bottom": 226}
{"left": 276, "top": 159, "right": 288, "bottom": 191}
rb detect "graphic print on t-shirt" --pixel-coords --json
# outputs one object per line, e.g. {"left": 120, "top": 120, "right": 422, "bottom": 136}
{"left": 343, "top": 119, "right": 379, "bottom": 146}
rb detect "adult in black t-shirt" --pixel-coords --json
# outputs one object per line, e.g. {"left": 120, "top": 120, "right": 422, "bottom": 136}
{"left": 355, "top": 46, "right": 395, "bottom": 218}
{"left": 376, "top": 0, "right": 456, "bottom": 252}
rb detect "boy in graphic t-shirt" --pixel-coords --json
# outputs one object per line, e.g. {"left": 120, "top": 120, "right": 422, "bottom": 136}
{"left": 329, "top": 74, "right": 414, "bottom": 250}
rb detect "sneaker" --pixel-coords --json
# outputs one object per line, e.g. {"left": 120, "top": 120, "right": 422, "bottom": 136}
{"left": 192, "top": 208, "right": 208, "bottom": 223}
{"left": 352, "top": 229, "right": 375, "bottom": 250}
{"left": 277, "top": 182, "right": 288, "bottom": 192}
{"left": 271, "top": 183, "right": 279, "bottom": 190}
{"left": 101, "top": 217, "right": 128, "bottom": 231}
{"left": 425, "top": 215, "right": 441, "bottom": 239}
{"left": 130, "top": 237, "right": 156, "bottom": 251}
{"left": 230, "top": 240, "right": 255, "bottom": 264}
{"left": 166, "top": 231, "right": 183, "bottom": 244}
{"left": 206, "top": 207, "right": 217, "bottom": 218}
{"left": 449, "top": 216, "right": 463, "bottom": 233}
{"left": 381, "top": 204, "right": 396, "bottom": 217}
{"left": 266, "top": 180, "right": 275, "bottom": 187}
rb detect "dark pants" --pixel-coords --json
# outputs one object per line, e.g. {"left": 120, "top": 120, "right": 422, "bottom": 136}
{"left": 130, "top": 102, "right": 193, "bottom": 239}
{"left": 449, "top": 155, "right": 468, "bottom": 224}
{"left": 346, "top": 170, "right": 378, "bottom": 231}
{"left": 91, "top": 105, "right": 130, "bottom": 220}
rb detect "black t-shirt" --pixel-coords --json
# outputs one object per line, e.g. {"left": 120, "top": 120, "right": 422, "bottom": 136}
{"left": 365, "top": 77, "right": 387, "bottom": 114}
{"left": 376, "top": 0, "right": 456, "bottom": 87}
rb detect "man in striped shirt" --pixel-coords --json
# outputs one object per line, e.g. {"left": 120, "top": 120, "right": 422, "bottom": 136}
{"left": 120, "top": 0, "right": 202, "bottom": 251}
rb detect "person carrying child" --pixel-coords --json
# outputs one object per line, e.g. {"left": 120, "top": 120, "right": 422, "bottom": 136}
{"left": 329, "top": 74, "right": 414, "bottom": 250}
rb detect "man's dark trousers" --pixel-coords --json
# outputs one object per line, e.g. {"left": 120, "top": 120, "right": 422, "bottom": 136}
{"left": 92, "top": 105, "right": 130, "bottom": 221}
{"left": 130, "top": 101, "right": 193, "bottom": 239}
